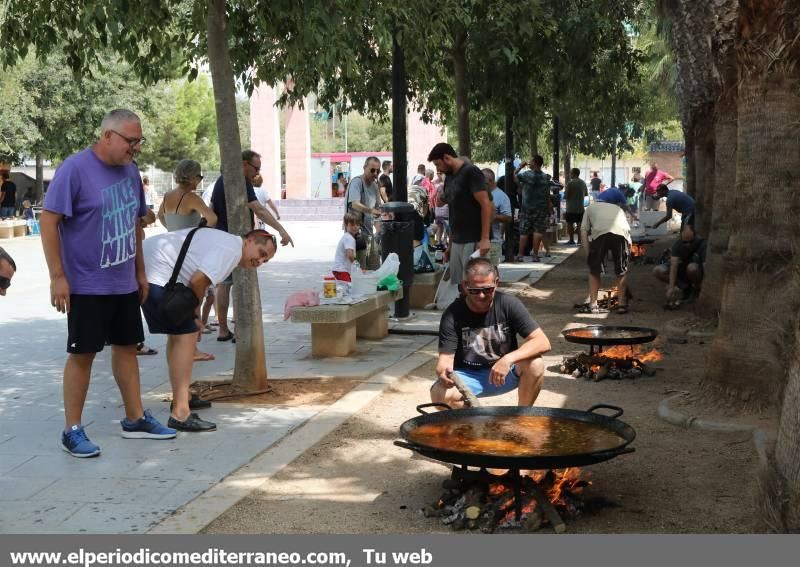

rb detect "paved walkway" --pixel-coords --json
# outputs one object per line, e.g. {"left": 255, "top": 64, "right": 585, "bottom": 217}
{"left": 0, "top": 222, "right": 576, "bottom": 533}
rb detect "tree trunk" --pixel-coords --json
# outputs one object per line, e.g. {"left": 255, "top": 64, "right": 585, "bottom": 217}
{"left": 702, "top": 70, "right": 800, "bottom": 410}
{"left": 696, "top": 81, "right": 737, "bottom": 316}
{"left": 766, "top": 313, "right": 800, "bottom": 531}
{"left": 452, "top": 28, "right": 470, "bottom": 158}
{"left": 692, "top": 106, "right": 715, "bottom": 237}
{"left": 683, "top": 125, "right": 696, "bottom": 199}
{"left": 35, "top": 154, "right": 44, "bottom": 202}
{"left": 207, "top": 0, "right": 267, "bottom": 391}
{"left": 526, "top": 120, "right": 538, "bottom": 158}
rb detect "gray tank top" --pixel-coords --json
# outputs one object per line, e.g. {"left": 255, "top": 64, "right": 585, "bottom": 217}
{"left": 164, "top": 192, "right": 202, "bottom": 231}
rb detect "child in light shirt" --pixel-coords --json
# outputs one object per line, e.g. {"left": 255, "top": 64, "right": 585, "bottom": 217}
{"left": 332, "top": 212, "right": 361, "bottom": 282}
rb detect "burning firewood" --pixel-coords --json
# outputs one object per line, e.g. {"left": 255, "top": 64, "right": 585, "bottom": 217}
{"left": 560, "top": 346, "right": 661, "bottom": 380}
{"left": 427, "top": 467, "right": 590, "bottom": 533}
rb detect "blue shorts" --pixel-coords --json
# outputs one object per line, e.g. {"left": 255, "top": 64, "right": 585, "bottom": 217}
{"left": 141, "top": 284, "right": 199, "bottom": 335}
{"left": 452, "top": 365, "right": 520, "bottom": 398}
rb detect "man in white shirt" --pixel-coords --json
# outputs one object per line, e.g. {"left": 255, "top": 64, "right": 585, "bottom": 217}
{"left": 142, "top": 227, "right": 277, "bottom": 432}
{"left": 580, "top": 199, "right": 632, "bottom": 314}
{"left": 252, "top": 173, "right": 280, "bottom": 226}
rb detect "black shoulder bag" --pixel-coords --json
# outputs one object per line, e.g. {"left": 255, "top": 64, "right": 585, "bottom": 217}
{"left": 159, "top": 222, "right": 207, "bottom": 326}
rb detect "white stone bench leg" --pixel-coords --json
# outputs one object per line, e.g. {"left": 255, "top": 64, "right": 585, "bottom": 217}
{"left": 310, "top": 321, "right": 356, "bottom": 357}
{"left": 356, "top": 307, "right": 389, "bottom": 339}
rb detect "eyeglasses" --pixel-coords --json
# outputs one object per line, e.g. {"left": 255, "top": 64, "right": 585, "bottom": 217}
{"left": 251, "top": 230, "right": 277, "bottom": 250}
{"left": 466, "top": 285, "right": 496, "bottom": 295}
{"left": 110, "top": 130, "right": 146, "bottom": 148}
{"left": 246, "top": 161, "right": 261, "bottom": 173}
{"left": 0, "top": 276, "right": 10, "bottom": 290}
{"left": 368, "top": 168, "right": 380, "bottom": 174}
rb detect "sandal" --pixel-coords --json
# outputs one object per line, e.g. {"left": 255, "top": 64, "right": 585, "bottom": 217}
{"left": 193, "top": 351, "right": 216, "bottom": 362}
{"left": 217, "top": 332, "right": 234, "bottom": 342}
{"left": 136, "top": 343, "right": 158, "bottom": 356}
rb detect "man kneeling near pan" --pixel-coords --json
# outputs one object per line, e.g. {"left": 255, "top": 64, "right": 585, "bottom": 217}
{"left": 432, "top": 257, "right": 551, "bottom": 408}
{"left": 143, "top": 227, "right": 277, "bottom": 431}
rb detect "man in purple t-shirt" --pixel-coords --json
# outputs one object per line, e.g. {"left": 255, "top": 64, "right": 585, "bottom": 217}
{"left": 41, "top": 109, "right": 175, "bottom": 458}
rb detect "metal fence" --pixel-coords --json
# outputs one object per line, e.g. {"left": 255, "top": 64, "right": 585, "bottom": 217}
{"left": 140, "top": 166, "right": 221, "bottom": 202}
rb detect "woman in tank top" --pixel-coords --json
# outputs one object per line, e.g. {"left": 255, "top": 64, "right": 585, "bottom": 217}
{"left": 156, "top": 160, "right": 219, "bottom": 362}
{"left": 157, "top": 160, "right": 218, "bottom": 231}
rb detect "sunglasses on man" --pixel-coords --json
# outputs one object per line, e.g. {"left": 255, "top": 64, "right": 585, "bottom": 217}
{"left": 465, "top": 285, "right": 496, "bottom": 296}
{"left": 250, "top": 230, "right": 277, "bottom": 249}
{"left": 0, "top": 276, "right": 10, "bottom": 290}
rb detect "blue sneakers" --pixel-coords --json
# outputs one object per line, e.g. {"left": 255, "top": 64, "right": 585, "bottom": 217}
{"left": 62, "top": 425, "right": 101, "bottom": 458}
{"left": 120, "top": 409, "right": 177, "bottom": 439}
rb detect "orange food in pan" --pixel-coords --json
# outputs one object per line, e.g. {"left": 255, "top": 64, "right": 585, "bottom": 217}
{"left": 407, "top": 415, "right": 625, "bottom": 457}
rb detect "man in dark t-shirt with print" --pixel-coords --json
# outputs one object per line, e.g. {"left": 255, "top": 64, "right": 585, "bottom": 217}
{"left": 432, "top": 257, "right": 551, "bottom": 408}
{"left": 209, "top": 149, "right": 293, "bottom": 341}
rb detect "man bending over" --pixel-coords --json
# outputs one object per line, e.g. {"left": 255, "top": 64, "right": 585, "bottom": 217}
{"left": 432, "top": 257, "right": 551, "bottom": 407}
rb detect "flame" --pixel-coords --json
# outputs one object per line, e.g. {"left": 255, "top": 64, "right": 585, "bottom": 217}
{"left": 490, "top": 469, "right": 591, "bottom": 525}
{"left": 601, "top": 345, "right": 662, "bottom": 362}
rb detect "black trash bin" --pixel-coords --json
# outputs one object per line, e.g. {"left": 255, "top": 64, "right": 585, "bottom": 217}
{"left": 380, "top": 202, "right": 416, "bottom": 318}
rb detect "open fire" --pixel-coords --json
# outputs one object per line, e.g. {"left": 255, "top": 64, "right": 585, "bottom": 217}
{"left": 424, "top": 467, "right": 592, "bottom": 533}
{"left": 561, "top": 345, "right": 663, "bottom": 380}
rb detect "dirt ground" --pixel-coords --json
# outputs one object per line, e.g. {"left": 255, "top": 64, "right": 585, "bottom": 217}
{"left": 205, "top": 237, "right": 773, "bottom": 534}
{"left": 189, "top": 378, "right": 364, "bottom": 407}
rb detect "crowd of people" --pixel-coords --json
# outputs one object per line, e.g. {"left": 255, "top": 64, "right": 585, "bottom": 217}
{"left": 2, "top": 106, "right": 700, "bottom": 458}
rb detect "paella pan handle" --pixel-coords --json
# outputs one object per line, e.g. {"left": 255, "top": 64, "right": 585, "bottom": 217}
{"left": 394, "top": 440, "right": 421, "bottom": 452}
{"left": 416, "top": 402, "right": 452, "bottom": 414}
{"left": 587, "top": 404, "right": 624, "bottom": 419}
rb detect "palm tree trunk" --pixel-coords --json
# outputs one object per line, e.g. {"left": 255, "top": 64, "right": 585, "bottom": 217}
{"left": 696, "top": 82, "right": 737, "bottom": 315}
{"left": 683, "top": 125, "right": 695, "bottom": 198}
{"left": 452, "top": 28, "right": 470, "bottom": 158}
{"left": 702, "top": 1, "right": 800, "bottom": 408}
{"left": 207, "top": 0, "right": 268, "bottom": 391}
{"left": 766, "top": 309, "right": 800, "bottom": 531}
{"left": 692, "top": 105, "right": 715, "bottom": 237}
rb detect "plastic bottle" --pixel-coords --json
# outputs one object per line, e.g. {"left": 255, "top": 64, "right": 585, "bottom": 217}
{"left": 352, "top": 261, "right": 361, "bottom": 273}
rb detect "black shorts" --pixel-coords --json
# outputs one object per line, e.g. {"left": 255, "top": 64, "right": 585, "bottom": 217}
{"left": 587, "top": 233, "right": 630, "bottom": 276}
{"left": 67, "top": 292, "right": 145, "bottom": 353}
{"left": 564, "top": 212, "right": 584, "bottom": 225}
{"left": 141, "top": 284, "right": 199, "bottom": 335}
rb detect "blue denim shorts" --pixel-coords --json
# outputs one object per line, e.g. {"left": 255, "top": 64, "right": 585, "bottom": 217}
{"left": 452, "top": 365, "right": 519, "bottom": 397}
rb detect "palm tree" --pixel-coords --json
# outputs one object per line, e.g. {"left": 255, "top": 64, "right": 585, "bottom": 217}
{"left": 657, "top": 0, "right": 718, "bottom": 235}
{"left": 695, "top": 0, "right": 739, "bottom": 315}
{"left": 702, "top": 0, "right": 800, "bottom": 409}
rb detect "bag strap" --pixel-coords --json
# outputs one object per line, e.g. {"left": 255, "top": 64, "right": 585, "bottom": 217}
{"left": 167, "top": 220, "right": 208, "bottom": 287}
{"left": 175, "top": 191, "right": 189, "bottom": 214}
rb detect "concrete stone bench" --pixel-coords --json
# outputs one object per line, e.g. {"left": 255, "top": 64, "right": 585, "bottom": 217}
{"left": 290, "top": 289, "right": 403, "bottom": 357}
{"left": 409, "top": 268, "right": 444, "bottom": 309}
{"left": 0, "top": 220, "right": 27, "bottom": 239}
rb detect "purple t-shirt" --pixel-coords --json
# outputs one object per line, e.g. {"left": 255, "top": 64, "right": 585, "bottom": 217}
{"left": 44, "top": 148, "right": 147, "bottom": 295}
